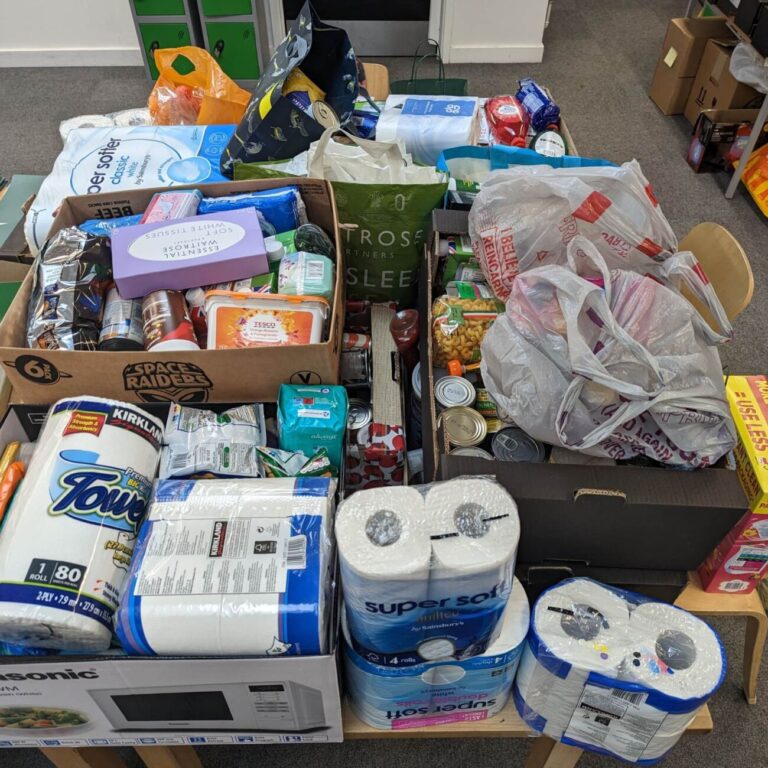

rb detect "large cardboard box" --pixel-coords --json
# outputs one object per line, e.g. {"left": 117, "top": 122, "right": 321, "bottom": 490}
{"left": 649, "top": 17, "right": 732, "bottom": 115}
{"left": 0, "top": 404, "right": 343, "bottom": 748}
{"left": 684, "top": 39, "right": 762, "bottom": 125}
{"left": 422, "top": 209, "right": 747, "bottom": 576}
{"left": 0, "top": 179, "right": 343, "bottom": 405}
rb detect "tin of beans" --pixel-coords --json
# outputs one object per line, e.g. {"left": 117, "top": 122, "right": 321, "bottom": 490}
{"left": 440, "top": 406, "right": 488, "bottom": 447}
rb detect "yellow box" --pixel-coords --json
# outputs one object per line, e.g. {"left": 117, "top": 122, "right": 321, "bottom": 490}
{"left": 726, "top": 376, "right": 768, "bottom": 513}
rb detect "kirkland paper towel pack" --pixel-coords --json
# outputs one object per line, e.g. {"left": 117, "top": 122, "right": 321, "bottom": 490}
{"left": 336, "top": 478, "right": 519, "bottom": 666}
{"left": 513, "top": 578, "right": 725, "bottom": 764}
{"left": 116, "top": 477, "right": 336, "bottom": 656}
{"left": 0, "top": 397, "right": 163, "bottom": 651}
{"left": 343, "top": 577, "right": 529, "bottom": 730}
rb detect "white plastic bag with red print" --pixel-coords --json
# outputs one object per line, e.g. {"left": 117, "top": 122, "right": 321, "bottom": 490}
{"left": 468, "top": 161, "right": 678, "bottom": 301}
{"left": 480, "top": 236, "right": 736, "bottom": 468}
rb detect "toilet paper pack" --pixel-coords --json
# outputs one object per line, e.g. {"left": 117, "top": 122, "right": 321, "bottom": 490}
{"left": 0, "top": 397, "right": 163, "bottom": 651}
{"left": 513, "top": 578, "right": 726, "bottom": 764}
{"left": 116, "top": 477, "right": 336, "bottom": 656}
{"left": 336, "top": 479, "right": 520, "bottom": 666}
{"left": 343, "top": 578, "right": 529, "bottom": 730}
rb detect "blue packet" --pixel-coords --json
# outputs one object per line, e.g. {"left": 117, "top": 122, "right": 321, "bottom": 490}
{"left": 79, "top": 214, "right": 142, "bottom": 237}
{"left": 199, "top": 186, "right": 307, "bottom": 235}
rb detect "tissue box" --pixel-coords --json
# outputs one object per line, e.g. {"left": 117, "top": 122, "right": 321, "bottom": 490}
{"left": 112, "top": 208, "right": 267, "bottom": 299}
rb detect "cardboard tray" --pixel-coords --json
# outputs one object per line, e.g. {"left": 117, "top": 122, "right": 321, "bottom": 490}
{"left": 421, "top": 209, "right": 747, "bottom": 574}
{"left": 0, "top": 178, "right": 343, "bottom": 405}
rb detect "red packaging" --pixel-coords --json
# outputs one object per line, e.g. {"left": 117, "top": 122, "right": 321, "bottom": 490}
{"left": 485, "top": 96, "right": 530, "bottom": 146}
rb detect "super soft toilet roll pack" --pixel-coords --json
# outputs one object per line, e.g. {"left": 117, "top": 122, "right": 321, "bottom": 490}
{"left": 116, "top": 477, "right": 336, "bottom": 656}
{"left": 343, "top": 577, "right": 529, "bottom": 730}
{"left": 513, "top": 578, "right": 726, "bottom": 764}
{"left": 336, "top": 479, "right": 520, "bottom": 666}
{"left": 0, "top": 397, "right": 163, "bottom": 651}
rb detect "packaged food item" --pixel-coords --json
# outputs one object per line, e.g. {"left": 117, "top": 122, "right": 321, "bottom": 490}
{"left": 474, "top": 388, "right": 499, "bottom": 420}
{"left": 455, "top": 260, "right": 487, "bottom": 283}
{"left": 341, "top": 348, "right": 372, "bottom": 385}
{"left": 26, "top": 227, "right": 112, "bottom": 351}
{"left": 515, "top": 78, "right": 560, "bottom": 132}
{"left": 278, "top": 384, "right": 349, "bottom": 470}
{"left": 390, "top": 309, "right": 420, "bottom": 372}
{"left": 294, "top": 223, "right": 335, "bottom": 259}
{"left": 435, "top": 376, "right": 476, "bottom": 409}
{"left": 347, "top": 399, "right": 373, "bottom": 444}
{"left": 439, "top": 406, "right": 488, "bottom": 447}
{"left": 449, "top": 446, "right": 494, "bottom": 460}
{"left": 161, "top": 403, "right": 266, "bottom": 479}
{"left": 532, "top": 126, "right": 567, "bottom": 158}
{"left": 492, "top": 427, "right": 547, "bottom": 463}
{"left": 282, "top": 68, "right": 326, "bottom": 117}
{"left": 99, "top": 287, "right": 144, "bottom": 351}
{"left": 343, "top": 332, "right": 371, "bottom": 350}
{"left": 256, "top": 446, "right": 334, "bottom": 478}
{"left": 141, "top": 290, "right": 200, "bottom": 351}
{"left": 278, "top": 251, "right": 335, "bottom": 301}
{"left": 198, "top": 186, "right": 308, "bottom": 235}
{"left": 485, "top": 95, "right": 529, "bottom": 146}
{"left": 206, "top": 292, "right": 329, "bottom": 349}
{"left": 446, "top": 281, "right": 494, "bottom": 299}
{"left": 140, "top": 189, "right": 202, "bottom": 223}
{"left": 79, "top": 215, "right": 143, "bottom": 238}
{"left": 431, "top": 295, "right": 504, "bottom": 366}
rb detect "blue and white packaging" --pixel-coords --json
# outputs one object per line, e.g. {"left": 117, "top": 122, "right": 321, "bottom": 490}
{"left": 198, "top": 186, "right": 308, "bottom": 235}
{"left": 25, "top": 125, "right": 236, "bottom": 254}
{"left": 116, "top": 477, "right": 335, "bottom": 657}
{"left": 336, "top": 479, "right": 519, "bottom": 666}
{"left": 343, "top": 577, "right": 529, "bottom": 730}
{"left": 513, "top": 578, "right": 726, "bottom": 764}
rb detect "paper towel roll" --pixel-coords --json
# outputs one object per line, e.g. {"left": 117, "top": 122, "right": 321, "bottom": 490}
{"left": 116, "top": 477, "right": 336, "bottom": 656}
{"left": 0, "top": 397, "right": 163, "bottom": 650}
{"left": 344, "top": 578, "right": 530, "bottom": 730}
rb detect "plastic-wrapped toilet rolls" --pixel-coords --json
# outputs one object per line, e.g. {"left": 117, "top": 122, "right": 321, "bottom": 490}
{"left": 0, "top": 397, "right": 163, "bottom": 651}
{"left": 344, "top": 578, "right": 530, "bottom": 730}
{"left": 337, "top": 479, "right": 519, "bottom": 666}
{"left": 116, "top": 477, "right": 336, "bottom": 656}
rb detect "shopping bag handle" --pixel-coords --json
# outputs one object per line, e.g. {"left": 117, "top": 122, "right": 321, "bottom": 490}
{"left": 410, "top": 38, "right": 446, "bottom": 83}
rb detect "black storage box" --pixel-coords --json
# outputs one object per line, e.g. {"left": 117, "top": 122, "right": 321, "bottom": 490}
{"left": 735, "top": 0, "right": 768, "bottom": 36}
{"left": 422, "top": 209, "right": 748, "bottom": 576}
{"left": 752, "top": 9, "right": 768, "bottom": 56}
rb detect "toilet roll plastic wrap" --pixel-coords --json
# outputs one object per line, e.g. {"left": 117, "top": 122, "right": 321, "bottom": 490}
{"left": 336, "top": 478, "right": 520, "bottom": 666}
{"left": 116, "top": 477, "right": 336, "bottom": 657}
{"left": 0, "top": 397, "right": 163, "bottom": 651}
{"left": 343, "top": 577, "right": 529, "bottom": 730}
{"left": 513, "top": 578, "right": 726, "bottom": 764}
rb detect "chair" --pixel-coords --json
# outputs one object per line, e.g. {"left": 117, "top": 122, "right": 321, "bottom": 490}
{"left": 361, "top": 62, "right": 390, "bottom": 102}
{"left": 678, "top": 222, "right": 755, "bottom": 327}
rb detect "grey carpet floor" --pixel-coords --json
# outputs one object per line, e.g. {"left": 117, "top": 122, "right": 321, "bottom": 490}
{"left": 0, "top": 0, "right": 767, "bottom": 766}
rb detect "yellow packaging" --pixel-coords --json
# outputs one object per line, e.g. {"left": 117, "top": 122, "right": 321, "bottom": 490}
{"left": 726, "top": 376, "right": 768, "bottom": 512}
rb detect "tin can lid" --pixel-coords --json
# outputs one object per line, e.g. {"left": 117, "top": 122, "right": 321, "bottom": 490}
{"left": 412, "top": 362, "right": 422, "bottom": 401}
{"left": 492, "top": 427, "right": 546, "bottom": 462}
{"left": 435, "top": 376, "right": 476, "bottom": 409}
{"left": 449, "top": 446, "right": 494, "bottom": 460}
{"left": 441, "top": 407, "right": 487, "bottom": 447}
{"left": 347, "top": 399, "right": 373, "bottom": 431}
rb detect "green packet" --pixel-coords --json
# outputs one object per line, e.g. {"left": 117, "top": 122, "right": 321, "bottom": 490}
{"left": 256, "top": 446, "right": 335, "bottom": 478}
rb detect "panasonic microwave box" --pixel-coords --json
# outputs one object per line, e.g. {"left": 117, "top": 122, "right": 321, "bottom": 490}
{"left": 0, "top": 178, "right": 343, "bottom": 405}
{"left": 0, "top": 404, "right": 343, "bottom": 748}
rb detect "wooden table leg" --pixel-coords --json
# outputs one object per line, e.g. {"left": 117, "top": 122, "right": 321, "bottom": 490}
{"left": 134, "top": 746, "right": 203, "bottom": 768}
{"left": 744, "top": 609, "right": 767, "bottom": 705}
{"left": 525, "top": 737, "right": 583, "bottom": 768}
{"left": 40, "top": 747, "right": 128, "bottom": 768}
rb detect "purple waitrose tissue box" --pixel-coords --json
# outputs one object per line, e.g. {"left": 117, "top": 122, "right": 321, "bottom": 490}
{"left": 112, "top": 208, "right": 267, "bottom": 298}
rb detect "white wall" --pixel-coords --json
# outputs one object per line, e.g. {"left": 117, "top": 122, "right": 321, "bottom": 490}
{"left": 0, "top": 0, "right": 142, "bottom": 67}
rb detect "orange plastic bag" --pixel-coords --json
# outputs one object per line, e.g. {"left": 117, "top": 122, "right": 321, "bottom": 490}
{"left": 148, "top": 47, "right": 251, "bottom": 126}
{"left": 742, "top": 143, "right": 768, "bottom": 217}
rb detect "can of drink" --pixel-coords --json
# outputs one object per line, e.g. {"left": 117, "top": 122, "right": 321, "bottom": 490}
{"left": 440, "top": 406, "right": 488, "bottom": 447}
{"left": 435, "top": 376, "right": 476, "bottom": 410}
{"left": 141, "top": 290, "right": 200, "bottom": 352}
{"left": 491, "top": 427, "right": 547, "bottom": 463}
{"left": 99, "top": 288, "right": 144, "bottom": 351}
{"left": 348, "top": 399, "right": 373, "bottom": 443}
{"left": 449, "top": 446, "right": 494, "bottom": 460}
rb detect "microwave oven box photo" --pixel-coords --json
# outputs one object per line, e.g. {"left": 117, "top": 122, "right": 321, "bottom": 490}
{"left": 0, "top": 178, "right": 344, "bottom": 405}
{"left": 0, "top": 404, "right": 343, "bottom": 747}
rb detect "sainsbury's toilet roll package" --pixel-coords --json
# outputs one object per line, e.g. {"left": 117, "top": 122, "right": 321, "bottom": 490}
{"left": 513, "top": 578, "right": 726, "bottom": 764}
{"left": 116, "top": 477, "right": 336, "bottom": 657}
{"left": 343, "top": 577, "right": 529, "bottom": 730}
{"left": 0, "top": 397, "right": 163, "bottom": 651}
{"left": 336, "top": 478, "right": 519, "bottom": 666}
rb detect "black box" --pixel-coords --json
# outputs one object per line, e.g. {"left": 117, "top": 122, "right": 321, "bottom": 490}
{"left": 687, "top": 107, "right": 768, "bottom": 172}
{"left": 753, "top": 9, "right": 768, "bottom": 56}
{"left": 422, "top": 209, "right": 748, "bottom": 576}
{"left": 735, "top": 0, "right": 768, "bottom": 35}
{"left": 714, "top": 0, "right": 740, "bottom": 17}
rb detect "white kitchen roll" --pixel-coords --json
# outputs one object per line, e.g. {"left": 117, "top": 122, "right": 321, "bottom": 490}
{"left": 344, "top": 577, "right": 530, "bottom": 730}
{"left": 0, "top": 397, "right": 163, "bottom": 651}
{"left": 337, "top": 479, "right": 519, "bottom": 665}
{"left": 116, "top": 477, "right": 336, "bottom": 656}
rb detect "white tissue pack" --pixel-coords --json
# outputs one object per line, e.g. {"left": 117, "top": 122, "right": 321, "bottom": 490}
{"left": 513, "top": 578, "right": 726, "bottom": 764}
{"left": 343, "top": 577, "right": 529, "bottom": 730}
{"left": 336, "top": 478, "right": 520, "bottom": 666}
{"left": 116, "top": 477, "right": 335, "bottom": 657}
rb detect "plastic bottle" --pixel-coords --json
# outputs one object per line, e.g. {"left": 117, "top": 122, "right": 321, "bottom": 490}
{"left": 515, "top": 78, "right": 561, "bottom": 132}
{"left": 485, "top": 95, "right": 530, "bottom": 146}
{"left": 532, "top": 124, "right": 567, "bottom": 158}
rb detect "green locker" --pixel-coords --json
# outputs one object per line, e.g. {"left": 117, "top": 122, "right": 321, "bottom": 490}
{"left": 200, "top": 0, "right": 252, "bottom": 16}
{"left": 133, "top": 0, "right": 186, "bottom": 16}
{"left": 204, "top": 21, "right": 260, "bottom": 81}
{"left": 139, "top": 23, "right": 193, "bottom": 79}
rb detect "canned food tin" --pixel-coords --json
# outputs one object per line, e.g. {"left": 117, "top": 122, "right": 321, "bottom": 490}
{"left": 341, "top": 348, "right": 372, "bottom": 385}
{"left": 435, "top": 376, "right": 476, "bottom": 409}
{"left": 348, "top": 399, "right": 373, "bottom": 436}
{"left": 491, "top": 427, "right": 546, "bottom": 463}
{"left": 449, "top": 446, "right": 494, "bottom": 460}
{"left": 440, "top": 406, "right": 488, "bottom": 447}
{"left": 474, "top": 388, "right": 499, "bottom": 419}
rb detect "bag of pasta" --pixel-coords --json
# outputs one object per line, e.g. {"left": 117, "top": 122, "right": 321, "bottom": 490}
{"left": 431, "top": 295, "right": 504, "bottom": 366}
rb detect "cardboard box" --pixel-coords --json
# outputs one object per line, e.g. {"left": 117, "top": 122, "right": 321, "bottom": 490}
{"left": 649, "top": 17, "right": 732, "bottom": 115}
{"left": 684, "top": 39, "right": 762, "bottom": 125}
{"left": 0, "top": 403, "right": 343, "bottom": 747}
{"left": 0, "top": 179, "right": 343, "bottom": 405}
{"left": 698, "top": 536, "right": 768, "bottom": 593}
{"left": 687, "top": 108, "right": 768, "bottom": 171}
{"left": 422, "top": 209, "right": 747, "bottom": 574}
